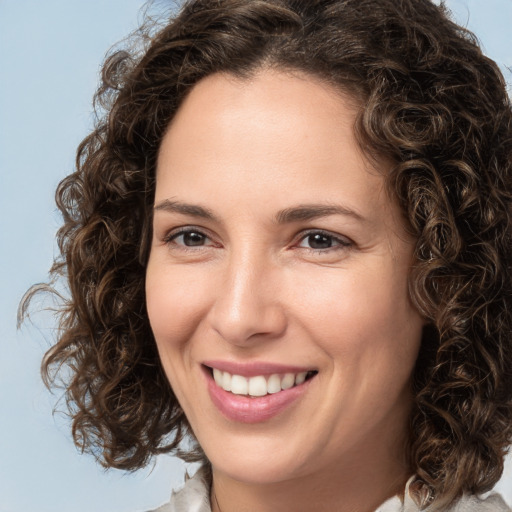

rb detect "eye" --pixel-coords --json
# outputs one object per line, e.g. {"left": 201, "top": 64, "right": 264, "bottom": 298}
{"left": 296, "top": 230, "right": 352, "bottom": 251}
{"left": 164, "top": 228, "right": 213, "bottom": 248}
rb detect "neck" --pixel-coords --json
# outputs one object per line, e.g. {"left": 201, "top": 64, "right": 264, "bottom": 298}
{"left": 210, "top": 442, "right": 409, "bottom": 512}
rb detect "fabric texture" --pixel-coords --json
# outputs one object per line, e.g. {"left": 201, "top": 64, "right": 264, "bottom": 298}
{"left": 150, "top": 467, "right": 511, "bottom": 512}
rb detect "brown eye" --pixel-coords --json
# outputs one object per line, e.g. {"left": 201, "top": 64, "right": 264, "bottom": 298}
{"left": 297, "top": 231, "right": 351, "bottom": 251}
{"left": 306, "top": 233, "right": 334, "bottom": 249}
{"left": 167, "top": 229, "right": 211, "bottom": 247}
{"left": 181, "top": 231, "right": 207, "bottom": 246}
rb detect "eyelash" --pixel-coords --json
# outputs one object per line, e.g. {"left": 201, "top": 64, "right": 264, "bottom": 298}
{"left": 163, "top": 227, "right": 353, "bottom": 255}
{"left": 163, "top": 227, "right": 215, "bottom": 252}
{"left": 295, "top": 229, "right": 353, "bottom": 253}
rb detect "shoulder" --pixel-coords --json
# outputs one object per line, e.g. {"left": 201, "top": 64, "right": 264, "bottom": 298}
{"left": 147, "top": 466, "right": 211, "bottom": 512}
{"left": 443, "top": 493, "right": 511, "bottom": 512}
{"left": 390, "top": 492, "right": 511, "bottom": 512}
{"left": 147, "top": 469, "right": 511, "bottom": 512}
{"left": 384, "top": 477, "right": 512, "bottom": 512}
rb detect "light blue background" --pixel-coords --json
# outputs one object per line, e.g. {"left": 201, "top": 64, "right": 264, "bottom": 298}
{"left": 1, "top": 1, "right": 511, "bottom": 511}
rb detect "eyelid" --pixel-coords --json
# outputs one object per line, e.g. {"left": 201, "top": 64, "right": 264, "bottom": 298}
{"left": 161, "top": 226, "right": 352, "bottom": 253}
{"left": 163, "top": 226, "right": 217, "bottom": 247}
{"left": 294, "top": 229, "right": 353, "bottom": 251}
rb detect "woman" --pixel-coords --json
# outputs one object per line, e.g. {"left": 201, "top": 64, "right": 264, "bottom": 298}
{"left": 33, "top": 0, "right": 512, "bottom": 510}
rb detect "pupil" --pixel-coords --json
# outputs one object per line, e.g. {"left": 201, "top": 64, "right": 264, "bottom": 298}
{"left": 184, "top": 232, "right": 204, "bottom": 246}
{"left": 309, "top": 233, "right": 332, "bottom": 249}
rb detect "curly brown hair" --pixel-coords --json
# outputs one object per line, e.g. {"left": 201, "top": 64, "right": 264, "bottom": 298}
{"left": 28, "top": 0, "right": 512, "bottom": 507}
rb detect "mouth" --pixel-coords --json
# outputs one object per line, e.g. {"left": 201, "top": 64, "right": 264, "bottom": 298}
{"left": 202, "top": 361, "right": 318, "bottom": 423}
{"left": 204, "top": 365, "right": 318, "bottom": 398}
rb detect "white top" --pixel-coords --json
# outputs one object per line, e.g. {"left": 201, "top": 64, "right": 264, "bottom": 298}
{"left": 150, "top": 467, "right": 511, "bottom": 512}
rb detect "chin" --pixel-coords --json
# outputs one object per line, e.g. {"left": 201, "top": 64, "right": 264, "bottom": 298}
{"left": 203, "top": 437, "right": 310, "bottom": 485}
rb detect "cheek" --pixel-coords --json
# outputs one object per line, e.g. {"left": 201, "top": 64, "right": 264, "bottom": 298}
{"left": 145, "top": 261, "right": 211, "bottom": 352}
{"left": 291, "top": 261, "right": 421, "bottom": 366}
{"left": 145, "top": 262, "right": 215, "bottom": 411}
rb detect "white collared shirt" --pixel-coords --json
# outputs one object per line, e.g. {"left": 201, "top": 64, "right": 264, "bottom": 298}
{"left": 150, "top": 466, "right": 511, "bottom": 512}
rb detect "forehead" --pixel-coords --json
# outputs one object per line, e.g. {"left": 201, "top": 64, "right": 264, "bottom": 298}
{"left": 168, "top": 69, "right": 360, "bottom": 125}
{"left": 158, "top": 70, "right": 367, "bottom": 183}
{"left": 155, "top": 69, "right": 401, "bottom": 233}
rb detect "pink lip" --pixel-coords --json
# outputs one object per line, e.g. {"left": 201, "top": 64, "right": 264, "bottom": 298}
{"left": 202, "top": 359, "right": 314, "bottom": 377}
{"left": 202, "top": 365, "right": 315, "bottom": 424}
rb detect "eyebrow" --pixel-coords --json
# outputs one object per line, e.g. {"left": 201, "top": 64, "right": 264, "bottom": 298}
{"left": 154, "top": 199, "right": 220, "bottom": 222}
{"left": 274, "top": 204, "right": 366, "bottom": 224}
{"left": 154, "top": 199, "right": 366, "bottom": 224}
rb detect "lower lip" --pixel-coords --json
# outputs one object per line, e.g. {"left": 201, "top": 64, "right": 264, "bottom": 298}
{"left": 204, "top": 367, "right": 314, "bottom": 423}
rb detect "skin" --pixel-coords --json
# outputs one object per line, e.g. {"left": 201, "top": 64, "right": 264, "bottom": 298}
{"left": 146, "top": 69, "right": 425, "bottom": 512}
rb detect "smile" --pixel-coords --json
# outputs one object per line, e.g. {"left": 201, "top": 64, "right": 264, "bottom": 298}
{"left": 203, "top": 363, "right": 317, "bottom": 423}
{"left": 212, "top": 368, "right": 316, "bottom": 397}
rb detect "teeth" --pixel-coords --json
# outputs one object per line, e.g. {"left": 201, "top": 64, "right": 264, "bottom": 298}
{"left": 213, "top": 368, "right": 223, "bottom": 386}
{"left": 295, "top": 371, "right": 307, "bottom": 385}
{"left": 221, "top": 371, "right": 231, "bottom": 391}
{"left": 281, "top": 373, "right": 295, "bottom": 390}
{"left": 231, "top": 374, "right": 248, "bottom": 395}
{"left": 248, "top": 376, "right": 267, "bottom": 397}
{"left": 267, "top": 374, "right": 281, "bottom": 394}
{"left": 211, "top": 369, "right": 314, "bottom": 397}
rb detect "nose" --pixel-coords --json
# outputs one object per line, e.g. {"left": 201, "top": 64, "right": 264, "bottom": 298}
{"left": 207, "top": 250, "right": 287, "bottom": 346}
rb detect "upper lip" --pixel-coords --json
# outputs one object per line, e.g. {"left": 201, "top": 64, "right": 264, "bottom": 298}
{"left": 202, "top": 360, "right": 316, "bottom": 377}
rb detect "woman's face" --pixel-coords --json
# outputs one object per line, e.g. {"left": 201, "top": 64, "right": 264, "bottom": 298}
{"left": 146, "top": 70, "right": 424, "bottom": 485}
